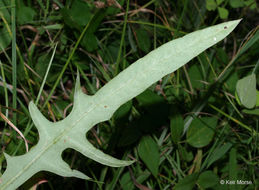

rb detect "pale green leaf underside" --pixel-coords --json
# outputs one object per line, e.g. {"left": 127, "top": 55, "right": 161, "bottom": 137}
{"left": 0, "top": 19, "right": 241, "bottom": 190}
{"left": 236, "top": 74, "right": 257, "bottom": 109}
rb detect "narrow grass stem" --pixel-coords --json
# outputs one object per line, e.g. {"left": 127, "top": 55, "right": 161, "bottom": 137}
{"left": 209, "top": 104, "right": 255, "bottom": 134}
{"left": 0, "top": 60, "right": 9, "bottom": 121}
{"left": 11, "top": 0, "right": 17, "bottom": 125}
{"left": 115, "top": 0, "right": 129, "bottom": 75}
{"left": 35, "top": 43, "right": 58, "bottom": 105}
{"left": 42, "top": 17, "right": 93, "bottom": 109}
{"left": 252, "top": 58, "right": 259, "bottom": 74}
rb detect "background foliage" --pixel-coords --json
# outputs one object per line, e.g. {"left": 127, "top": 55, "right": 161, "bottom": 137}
{"left": 0, "top": 0, "right": 258, "bottom": 189}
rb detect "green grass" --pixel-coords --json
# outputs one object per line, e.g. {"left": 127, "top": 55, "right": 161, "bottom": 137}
{"left": 0, "top": 0, "right": 258, "bottom": 189}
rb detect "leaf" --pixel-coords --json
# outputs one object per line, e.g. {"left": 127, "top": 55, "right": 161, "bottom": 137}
{"left": 136, "top": 28, "right": 151, "bottom": 53}
{"left": 0, "top": 27, "right": 11, "bottom": 50}
{"left": 207, "top": 142, "right": 232, "bottom": 168}
{"left": 136, "top": 90, "right": 165, "bottom": 107}
{"left": 216, "top": 0, "right": 225, "bottom": 5}
{"left": 236, "top": 74, "right": 257, "bottom": 109}
{"left": 17, "top": 5, "right": 36, "bottom": 24}
{"left": 242, "top": 108, "right": 259, "bottom": 116}
{"left": 217, "top": 7, "right": 229, "bottom": 19}
{"left": 80, "top": 9, "right": 106, "bottom": 52}
{"left": 138, "top": 136, "right": 160, "bottom": 177}
{"left": 120, "top": 172, "right": 135, "bottom": 190}
{"left": 0, "top": 19, "right": 241, "bottom": 189}
{"left": 178, "top": 144, "right": 194, "bottom": 162}
{"left": 0, "top": 1, "right": 11, "bottom": 49}
{"left": 170, "top": 113, "right": 184, "bottom": 144}
{"left": 187, "top": 117, "right": 217, "bottom": 148}
{"left": 128, "top": 26, "right": 137, "bottom": 52}
{"left": 229, "top": 0, "right": 245, "bottom": 8}
{"left": 61, "top": 0, "right": 91, "bottom": 29}
{"left": 225, "top": 72, "right": 238, "bottom": 93}
{"left": 81, "top": 33, "right": 98, "bottom": 52}
{"left": 0, "top": 0, "right": 11, "bottom": 23}
{"left": 174, "top": 173, "right": 199, "bottom": 190}
{"left": 206, "top": 0, "right": 217, "bottom": 11}
{"left": 188, "top": 64, "right": 204, "bottom": 89}
{"left": 197, "top": 171, "right": 219, "bottom": 188}
{"left": 113, "top": 100, "right": 132, "bottom": 121}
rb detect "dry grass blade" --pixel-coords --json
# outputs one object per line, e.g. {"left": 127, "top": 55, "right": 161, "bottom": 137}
{"left": 0, "top": 109, "right": 29, "bottom": 152}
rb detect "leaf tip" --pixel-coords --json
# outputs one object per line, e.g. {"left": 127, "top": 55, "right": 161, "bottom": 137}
{"left": 29, "top": 100, "right": 52, "bottom": 132}
{"left": 71, "top": 169, "right": 91, "bottom": 180}
{"left": 114, "top": 160, "right": 135, "bottom": 167}
{"left": 3, "top": 153, "right": 12, "bottom": 166}
{"left": 28, "top": 101, "right": 37, "bottom": 116}
{"left": 3, "top": 152, "right": 11, "bottom": 160}
{"left": 75, "top": 71, "right": 81, "bottom": 91}
{"left": 225, "top": 18, "right": 242, "bottom": 31}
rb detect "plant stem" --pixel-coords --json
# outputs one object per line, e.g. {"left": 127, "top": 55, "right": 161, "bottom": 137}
{"left": 115, "top": 0, "right": 130, "bottom": 76}
{"left": 11, "top": 0, "right": 17, "bottom": 125}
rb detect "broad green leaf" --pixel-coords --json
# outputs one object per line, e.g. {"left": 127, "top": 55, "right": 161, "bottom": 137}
{"left": 128, "top": 26, "right": 137, "bottom": 52}
{"left": 17, "top": 6, "right": 36, "bottom": 24}
{"left": 120, "top": 172, "right": 135, "bottom": 190}
{"left": 136, "top": 89, "right": 165, "bottom": 106}
{"left": 207, "top": 143, "right": 232, "bottom": 168}
{"left": 216, "top": 47, "right": 229, "bottom": 64}
{"left": 0, "top": 2, "right": 11, "bottom": 49}
{"left": 197, "top": 171, "right": 219, "bottom": 188}
{"left": 188, "top": 64, "right": 204, "bottom": 89}
{"left": 0, "top": 1, "right": 11, "bottom": 23}
{"left": 216, "top": 0, "right": 224, "bottom": 5}
{"left": 68, "top": 0, "right": 91, "bottom": 26}
{"left": 61, "top": 0, "right": 91, "bottom": 29}
{"left": 218, "top": 7, "right": 229, "bottom": 19}
{"left": 178, "top": 144, "right": 194, "bottom": 162}
{"left": 170, "top": 113, "right": 184, "bottom": 144}
{"left": 0, "top": 27, "right": 11, "bottom": 50}
{"left": 242, "top": 109, "right": 259, "bottom": 116}
{"left": 113, "top": 100, "right": 132, "bottom": 121}
{"left": 229, "top": 0, "right": 245, "bottom": 8}
{"left": 0, "top": 19, "right": 241, "bottom": 189}
{"left": 138, "top": 136, "right": 160, "bottom": 177}
{"left": 206, "top": 0, "right": 217, "bottom": 11}
{"left": 225, "top": 72, "right": 238, "bottom": 93}
{"left": 236, "top": 74, "right": 257, "bottom": 109}
{"left": 187, "top": 117, "right": 217, "bottom": 148}
{"left": 174, "top": 173, "right": 199, "bottom": 190}
{"left": 80, "top": 9, "right": 106, "bottom": 52}
{"left": 81, "top": 33, "right": 98, "bottom": 52}
{"left": 136, "top": 28, "right": 151, "bottom": 53}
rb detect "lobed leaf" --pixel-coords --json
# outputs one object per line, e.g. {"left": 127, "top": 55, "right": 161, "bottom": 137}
{"left": 0, "top": 19, "right": 241, "bottom": 189}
